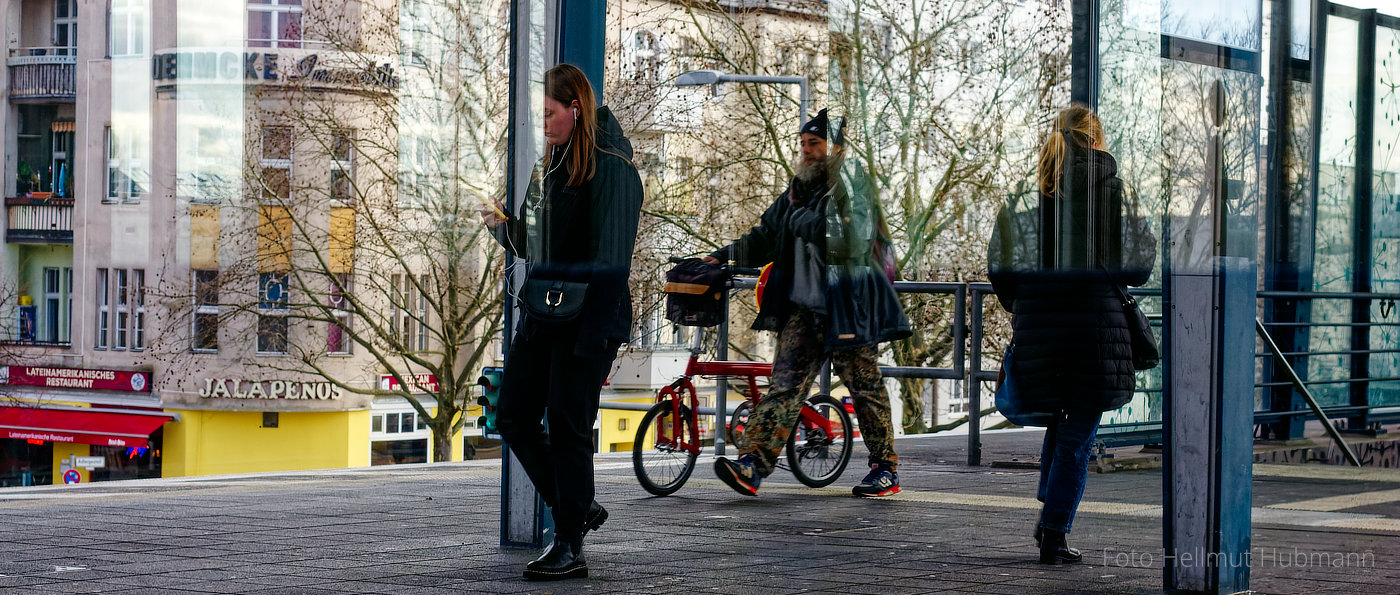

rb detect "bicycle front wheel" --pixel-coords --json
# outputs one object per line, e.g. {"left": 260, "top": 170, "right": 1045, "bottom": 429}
{"left": 633, "top": 399, "right": 699, "bottom": 496}
{"left": 786, "top": 394, "right": 853, "bottom": 488}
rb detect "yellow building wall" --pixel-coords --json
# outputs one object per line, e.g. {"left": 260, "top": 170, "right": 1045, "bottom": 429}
{"left": 163, "top": 410, "right": 370, "bottom": 477}
{"left": 51, "top": 442, "right": 91, "bottom": 484}
{"left": 599, "top": 396, "right": 654, "bottom": 453}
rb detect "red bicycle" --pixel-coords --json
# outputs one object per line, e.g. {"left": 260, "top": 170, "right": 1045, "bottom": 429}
{"left": 632, "top": 267, "right": 853, "bottom": 496}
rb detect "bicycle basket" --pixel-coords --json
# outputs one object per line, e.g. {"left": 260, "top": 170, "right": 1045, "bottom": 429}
{"left": 664, "top": 258, "right": 726, "bottom": 327}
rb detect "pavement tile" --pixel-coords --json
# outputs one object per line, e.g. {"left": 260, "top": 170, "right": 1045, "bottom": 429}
{"left": 2, "top": 431, "right": 1400, "bottom": 594}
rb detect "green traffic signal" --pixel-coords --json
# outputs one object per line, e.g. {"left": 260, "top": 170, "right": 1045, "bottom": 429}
{"left": 477, "top": 367, "right": 503, "bottom": 435}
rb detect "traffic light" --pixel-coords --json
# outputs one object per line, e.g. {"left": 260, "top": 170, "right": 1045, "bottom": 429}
{"left": 477, "top": 366, "right": 503, "bottom": 436}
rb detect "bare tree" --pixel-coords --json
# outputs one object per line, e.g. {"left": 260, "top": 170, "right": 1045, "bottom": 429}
{"left": 608, "top": 0, "right": 1070, "bottom": 431}
{"left": 151, "top": 0, "right": 511, "bottom": 462}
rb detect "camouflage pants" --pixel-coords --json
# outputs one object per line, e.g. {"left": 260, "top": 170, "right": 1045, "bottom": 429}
{"left": 740, "top": 306, "right": 899, "bottom": 477}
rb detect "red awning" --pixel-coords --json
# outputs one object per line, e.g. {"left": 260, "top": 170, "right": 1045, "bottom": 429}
{"left": 0, "top": 406, "right": 174, "bottom": 448}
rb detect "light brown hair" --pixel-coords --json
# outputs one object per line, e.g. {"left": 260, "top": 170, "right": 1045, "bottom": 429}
{"left": 543, "top": 64, "right": 597, "bottom": 188}
{"left": 1038, "top": 104, "right": 1105, "bottom": 198}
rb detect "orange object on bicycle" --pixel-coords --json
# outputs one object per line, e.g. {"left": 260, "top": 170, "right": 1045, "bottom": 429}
{"left": 755, "top": 262, "right": 773, "bottom": 309}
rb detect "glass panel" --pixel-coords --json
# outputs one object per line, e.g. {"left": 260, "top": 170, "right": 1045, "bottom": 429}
{"left": 1373, "top": 23, "right": 1400, "bottom": 406}
{"left": 248, "top": 11, "right": 273, "bottom": 47}
{"left": 1161, "top": 0, "right": 1263, "bottom": 51}
{"left": 278, "top": 12, "right": 302, "bottom": 48}
{"left": 1307, "top": 15, "right": 1361, "bottom": 407}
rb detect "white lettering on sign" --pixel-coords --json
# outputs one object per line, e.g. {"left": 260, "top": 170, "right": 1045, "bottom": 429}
{"left": 198, "top": 378, "right": 343, "bottom": 400}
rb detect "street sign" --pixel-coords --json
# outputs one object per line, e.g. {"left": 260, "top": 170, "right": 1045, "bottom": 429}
{"left": 72, "top": 456, "right": 105, "bottom": 469}
{"left": 62, "top": 469, "right": 81, "bottom": 484}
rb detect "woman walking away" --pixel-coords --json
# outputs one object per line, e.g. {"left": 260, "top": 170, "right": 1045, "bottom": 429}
{"left": 987, "top": 104, "right": 1155, "bottom": 564}
{"left": 480, "top": 63, "right": 643, "bottom": 581}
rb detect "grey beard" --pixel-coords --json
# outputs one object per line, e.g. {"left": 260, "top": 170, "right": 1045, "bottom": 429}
{"left": 794, "top": 158, "right": 827, "bottom": 184}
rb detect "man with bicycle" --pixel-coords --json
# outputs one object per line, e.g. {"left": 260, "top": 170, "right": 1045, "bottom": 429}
{"left": 704, "top": 109, "right": 910, "bottom": 497}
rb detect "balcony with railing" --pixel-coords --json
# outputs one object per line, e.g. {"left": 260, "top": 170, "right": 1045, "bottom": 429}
{"left": 7, "top": 48, "right": 76, "bottom": 102}
{"left": 6, "top": 196, "right": 73, "bottom": 243}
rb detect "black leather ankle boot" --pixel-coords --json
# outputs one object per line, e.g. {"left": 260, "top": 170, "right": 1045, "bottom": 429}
{"left": 523, "top": 535, "right": 587, "bottom": 580}
{"left": 585, "top": 501, "right": 608, "bottom": 534}
{"left": 1038, "top": 529, "right": 1082, "bottom": 564}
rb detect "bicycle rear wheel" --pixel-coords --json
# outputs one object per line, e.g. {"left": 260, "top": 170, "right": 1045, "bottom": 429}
{"left": 786, "top": 394, "right": 853, "bottom": 488}
{"left": 726, "top": 400, "right": 752, "bottom": 451}
{"left": 633, "top": 399, "right": 699, "bottom": 496}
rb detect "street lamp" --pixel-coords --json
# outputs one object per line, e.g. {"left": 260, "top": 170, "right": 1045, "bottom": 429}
{"left": 674, "top": 69, "right": 810, "bottom": 126}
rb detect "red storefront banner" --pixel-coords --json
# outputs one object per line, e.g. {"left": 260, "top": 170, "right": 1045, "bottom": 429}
{"left": 0, "top": 406, "right": 173, "bottom": 448}
{"left": 1, "top": 365, "right": 152, "bottom": 392}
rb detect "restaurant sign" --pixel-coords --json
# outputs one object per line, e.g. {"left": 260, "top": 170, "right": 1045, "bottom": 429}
{"left": 198, "top": 378, "right": 343, "bottom": 400}
{"left": 0, "top": 366, "right": 151, "bottom": 392}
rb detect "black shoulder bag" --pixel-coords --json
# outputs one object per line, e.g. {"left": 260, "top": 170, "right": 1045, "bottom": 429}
{"left": 521, "top": 277, "right": 588, "bottom": 322}
{"left": 1094, "top": 262, "right": 1159, "bottom": 371}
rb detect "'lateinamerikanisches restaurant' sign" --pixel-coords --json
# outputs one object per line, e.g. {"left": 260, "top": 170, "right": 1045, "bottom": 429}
{"left": 0, "top": 366, "right": 151, "bottom": 392}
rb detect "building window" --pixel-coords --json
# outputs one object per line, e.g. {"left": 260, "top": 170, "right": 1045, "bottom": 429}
{"left": 114, "top": 269, "right": 130, "bottom": 350}
{"left": 258, "top": 272, "right": 289, "bottom": 354}
{"left": 416, "top": 274, "right": 429, "bottom": 351}
{"left": 42, "top": 268, "right": 65, "bottom": 344}
{"left": 628, "top": 30, "right": 664, "bottom": 83}
{"left": 96, "top": 269, "right": 109, "bottom": 349}
{"left": 193, "top": 269, "right": 219, "bottom": 352}
{"left": 53, "top": 0, "right": 77, "bottom": 56}
{"left": 330, "top": 131, "right": 354, "bottom": 202}
{"left": 401, "top": 0, "right": 430, "bottom": 66}
{"left": 328, "top": 274, "right": 352, "bottom": 354}
{"left": 399, "top": 135, "right": 435, "bottom": 207}
{"left": 261, "top": 126, "right": 293, "bottom": 201}
{"left": 111, "top": 0, "right": 148, "bottom": 57}
{"left": 133, "top": 269, "right": 146, "bottom": 350}
{"left": 248, "top": 0, "right": 303, "bottom": 49}
{"left": 106, "top": 128, "right": 146, "bottom": 203}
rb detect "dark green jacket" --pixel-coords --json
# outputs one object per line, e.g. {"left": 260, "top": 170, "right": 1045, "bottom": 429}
{"left": 494, "top": 106, "right": 643, "bottom": 356}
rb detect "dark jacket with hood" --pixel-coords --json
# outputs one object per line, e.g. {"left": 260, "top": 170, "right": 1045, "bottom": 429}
{"left": 494, "top": 106, "right": 643, "bottom": 357}
{"left": 987, "top": 143, "right": 1155, "bottom": 413}
{"left": 711, "top": 156, "right": 910, "bottom": 351}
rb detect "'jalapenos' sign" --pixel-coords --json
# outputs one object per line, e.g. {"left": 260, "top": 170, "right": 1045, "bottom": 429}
{"left": 198, "top": 378, "right": 342, "bottom": 400}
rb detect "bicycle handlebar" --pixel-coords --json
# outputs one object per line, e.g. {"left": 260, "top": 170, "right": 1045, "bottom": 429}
{"left": 666, "top": 256, "right": 761, "bottom": 278}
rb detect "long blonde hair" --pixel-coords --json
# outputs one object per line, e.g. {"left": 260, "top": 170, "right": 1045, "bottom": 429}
{"left": 1038, "top": 104, "right": 1105, "bottom": 198}
{"left": 543, "top": 64, "right": 598, "bottom": 188}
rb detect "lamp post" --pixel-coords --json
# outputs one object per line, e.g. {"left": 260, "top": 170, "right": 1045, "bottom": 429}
{"left": 673, "top": 69, "right": 810, "bottom": 127}
{"left": 673, "top": 70, "right": 813, "bottom": 456}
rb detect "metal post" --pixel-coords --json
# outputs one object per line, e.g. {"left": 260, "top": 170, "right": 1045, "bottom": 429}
{"left": 967, "top": 287, "right": 984, "bottom": 467}
{"left": 715, "top": 288, "right": 730, "bottom": 456}
{"left": 1348, "top": 9, "right": 1378, "bottom": 432}
{"left": 1163, "top": 81, "right": 1254, "bottom": 594}
{"left": 500, "top": 0, "right": 549, "bottom": 549}
{"left": 1069, "top": 0, "right": 1100, "bottom": 109}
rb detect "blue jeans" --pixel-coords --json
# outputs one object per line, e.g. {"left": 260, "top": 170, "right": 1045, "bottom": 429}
{"left": 1036, "top": 408, "right": 1101, "bottom": 534}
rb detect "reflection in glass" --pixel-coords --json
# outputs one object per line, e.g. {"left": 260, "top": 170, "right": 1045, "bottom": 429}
{"left": 1308, "top": 15, "right": 1361, "bottom": 407}
{"left": 1372, "top": 24, "right": 1400, "bottom": 405}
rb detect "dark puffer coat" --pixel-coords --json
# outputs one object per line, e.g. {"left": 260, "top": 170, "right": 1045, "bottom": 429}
{"left": 711, "top": 157, "right": 909, "bottom": 351}
{"left": 987, "top": 145, "right": 1155, "bottom": 413}
{"left": 493, "top": 106, "right": 644, "bottom": 357}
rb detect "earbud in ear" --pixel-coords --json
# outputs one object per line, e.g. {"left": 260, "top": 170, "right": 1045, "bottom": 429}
{"left": 572, "top": 107, "right": 579, "bottom": 119}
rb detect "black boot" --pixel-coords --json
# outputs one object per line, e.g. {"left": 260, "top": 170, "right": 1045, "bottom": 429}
{"left": 523, "top": 535, "right": 586, "bottom": 580}
{"left": 584, "top": 501, "right": 608, "bottom": 535}
{"left": 1038, "top": 528, "right": 1082, "bottom": 564}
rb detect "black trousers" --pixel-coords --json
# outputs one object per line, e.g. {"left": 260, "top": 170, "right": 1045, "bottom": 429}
{"left": 496, "top": 321, "right": 617, "bottom": 540}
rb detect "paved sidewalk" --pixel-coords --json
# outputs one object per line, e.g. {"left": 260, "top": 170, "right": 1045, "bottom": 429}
{"left": 1, "top": 429, "right": 1397, "bottom": 594}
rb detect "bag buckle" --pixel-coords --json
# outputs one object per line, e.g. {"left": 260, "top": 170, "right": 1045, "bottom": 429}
{"left": 545, "top": 289, "right": 564, "bottom": 308}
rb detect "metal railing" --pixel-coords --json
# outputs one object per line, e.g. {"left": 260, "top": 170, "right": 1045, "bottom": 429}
{"left": 610, "top": 275, "right": 1400, "bottom": 466}
{"left": 7, "top": 48, "right": 76, "bottom": 100}
{"left": 6, "top": 199, "right": 74, "bottom": 243}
